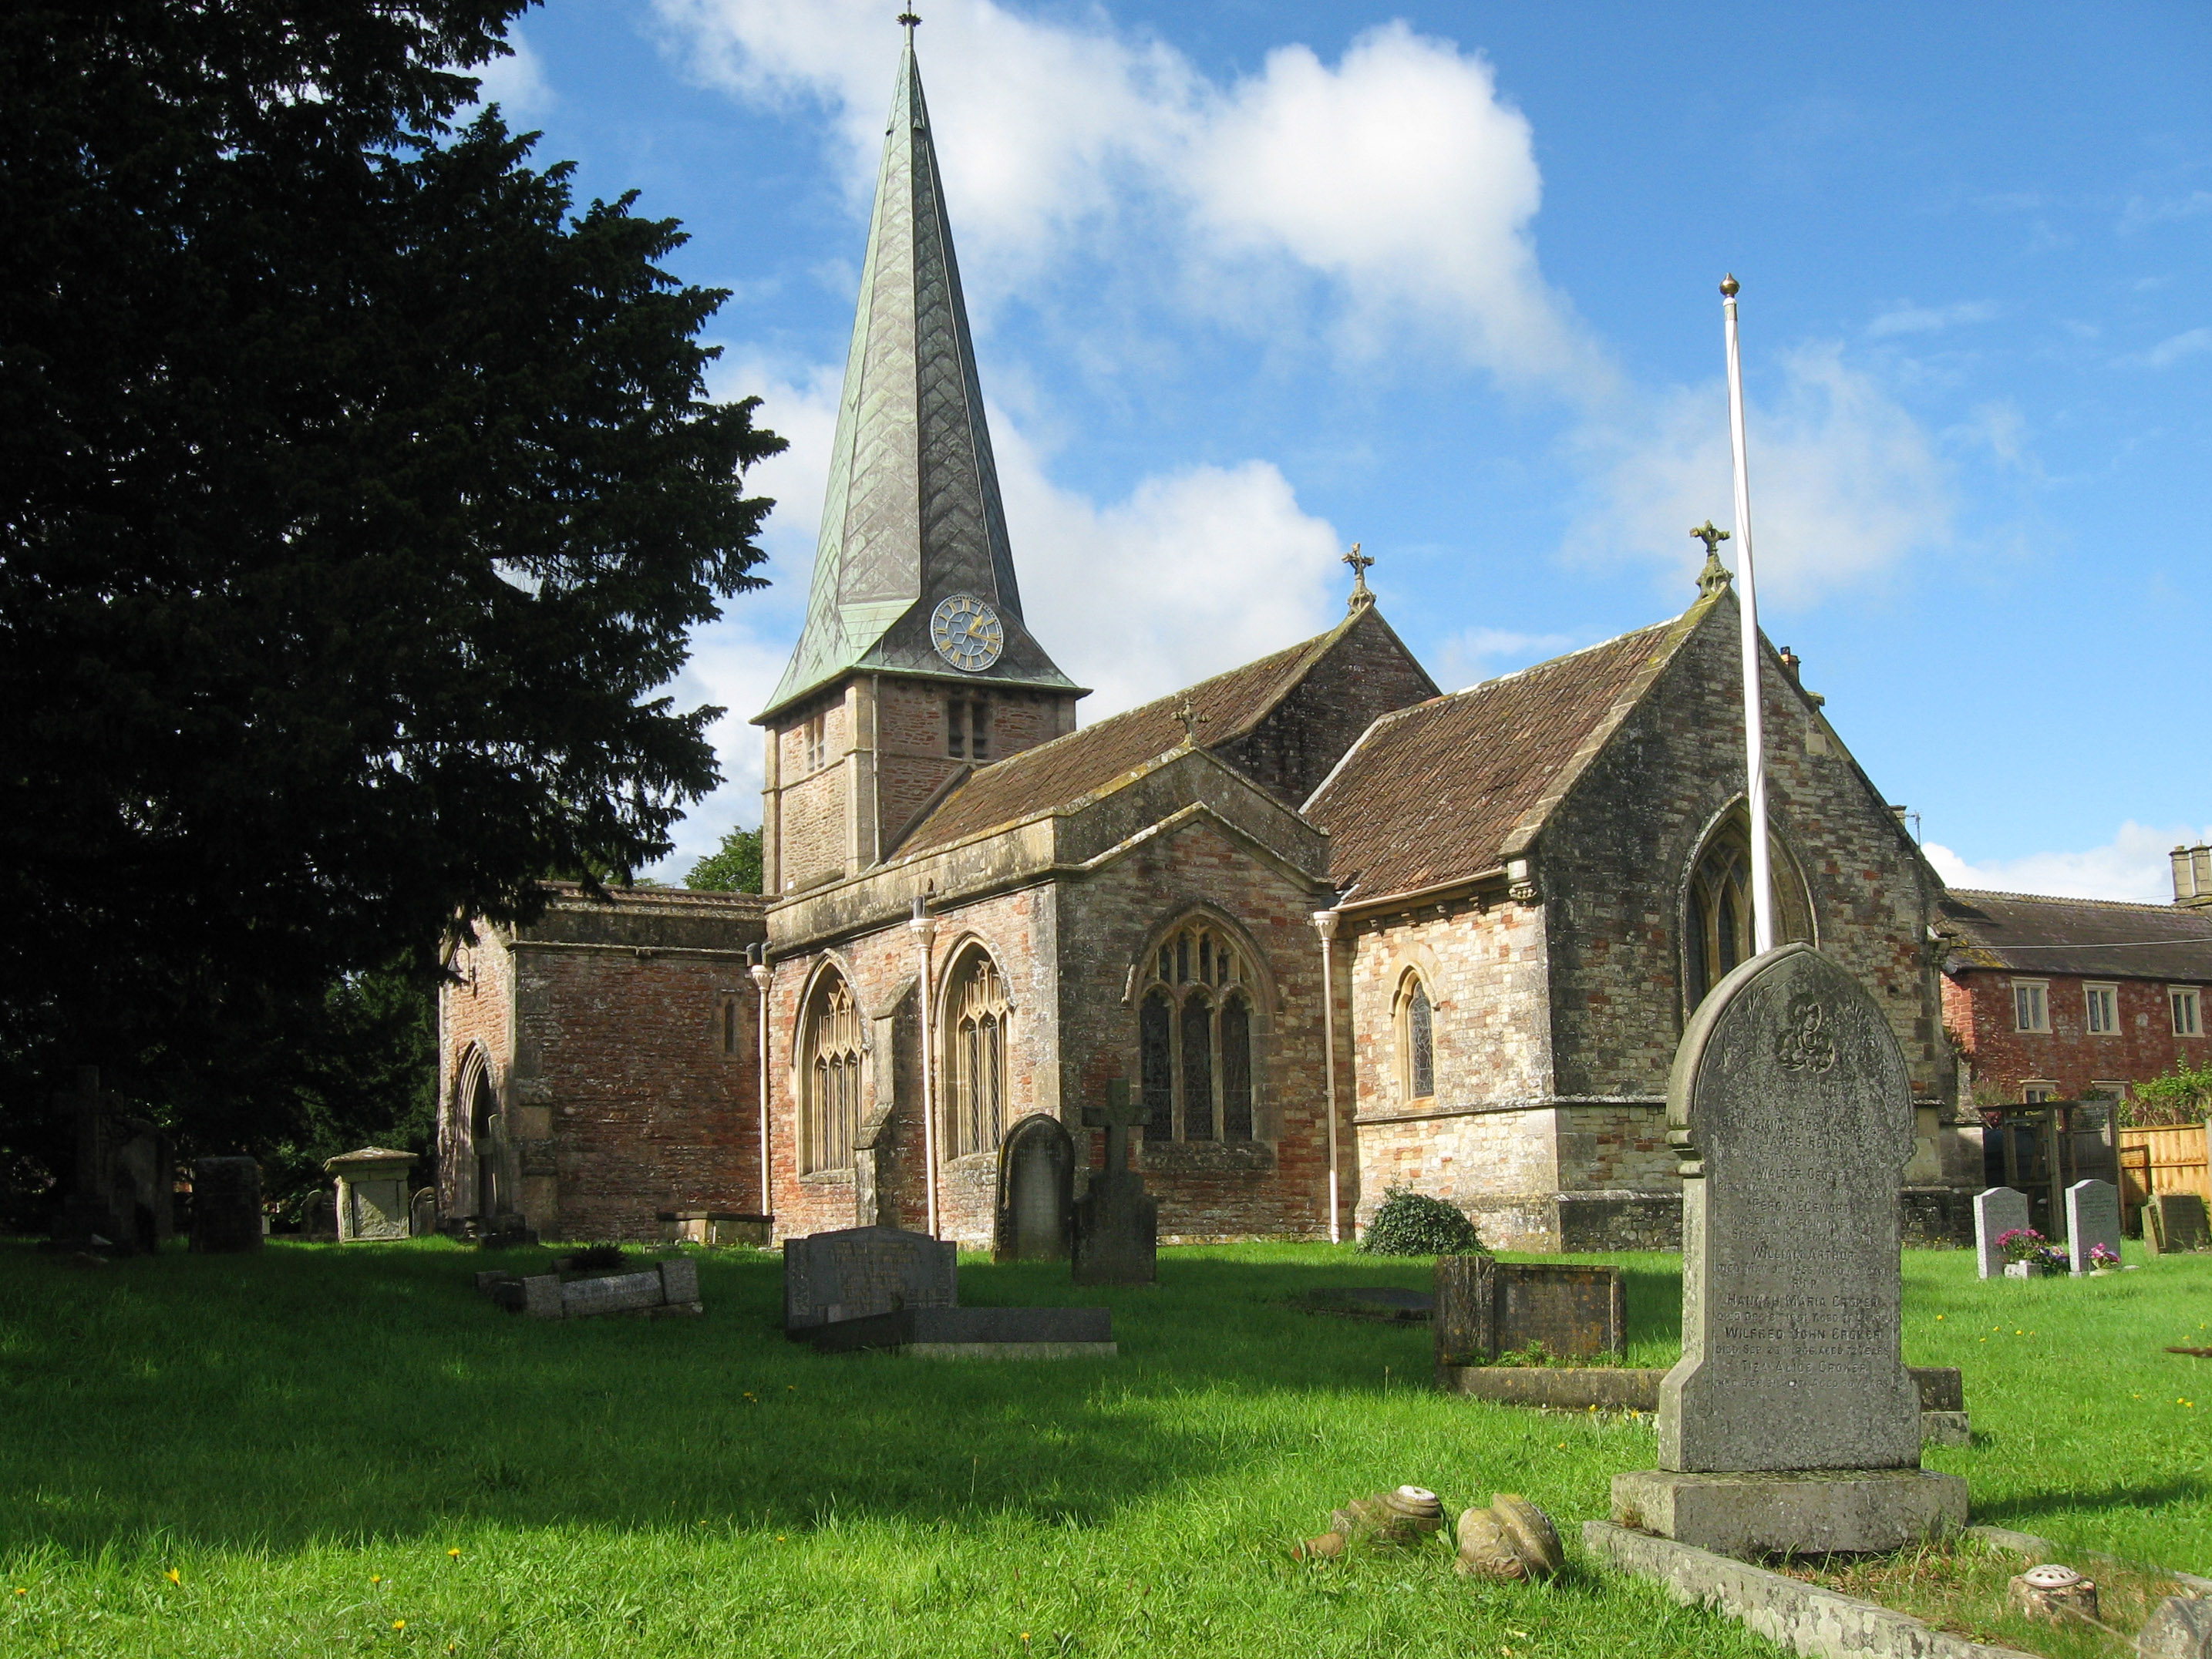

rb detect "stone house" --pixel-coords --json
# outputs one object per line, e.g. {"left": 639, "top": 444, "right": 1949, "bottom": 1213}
{"left": 433, "top": 35, "right": 1981, "bottom": 1249}
{"left": 1938, "top": 859, "right": 2212, "bottom": 1109}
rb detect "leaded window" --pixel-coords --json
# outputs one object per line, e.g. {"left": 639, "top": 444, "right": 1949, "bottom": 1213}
{"left": 1685, "top": 814, "right": 1815, "bottom": 1009}
{"left": 803, "top": 972, "right": 862, "bottom": 1172}
{"left": 1399, "top": 976, "right": 1435, "bottom": 1102}
{"left": 948, "top": 948, "right": 1012, "bottom": 1157}
{"left": 1137, "top": 921, "right": 1258, "bottom": 1142}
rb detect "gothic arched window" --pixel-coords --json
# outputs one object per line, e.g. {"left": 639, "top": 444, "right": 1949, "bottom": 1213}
{"left": 803, "top": 971, "right": 863, "bottom": 1172}
{"left": 1396, "top": 974, "right": 1435, "bottom": 1102}
{"left": 1136, "top": 920, "right": 1258, "bottom": 1142}
{"left": 1685, "top": 813, "right": 1816, "bottom": 1009}
{"left": 464, "top": 1051, "right": 502, "bottom": 1217}
{"left": 947, "top": 947, "right": 1012, "bottom": 1158}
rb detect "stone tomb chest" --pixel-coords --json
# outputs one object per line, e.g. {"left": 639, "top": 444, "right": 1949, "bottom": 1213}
{"left": 1435, "top": 1256, "right": 1627, "bottom": 1367}
{"left": 783, "top": 1226, "right": 958, "bottom": 1331}
{"left": 325, "top": 1147, "right": 416, "bottom": 1243}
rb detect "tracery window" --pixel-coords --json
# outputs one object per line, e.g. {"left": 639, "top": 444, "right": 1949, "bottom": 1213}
{"left": 803, "top": 971, "right": 863, "bottom": 1172}
{"left": 1137, "top": 920, "right": 1258, "bottom": 1142}
{"left": 1685, "top": 813, "right": 1814, "bottom": 1009}
{"left": 1396, "top": 974, "right": 1436, "bottom": 1102}
{"left": 947, "top": 947, "right": 1012, "bottom": 1158}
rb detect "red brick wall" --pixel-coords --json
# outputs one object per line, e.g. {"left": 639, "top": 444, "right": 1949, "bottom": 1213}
{"left": 436, "top": 930, "right": 514, "bottom": 1219}
{"left": 1946, "top": 969, "right": 2206, "bottom": 1102}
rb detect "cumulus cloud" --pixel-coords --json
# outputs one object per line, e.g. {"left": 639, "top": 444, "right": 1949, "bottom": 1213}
{"left": 2132, "top": 326, "right": 2212, "bottom": 370}
{"left": 1924, "top": 823, "right": 2212, "bottom": 905}
{"left": 1867, "top": 299, "right": 1995, "bottom": 338}
{"left": 470, "top": 25, "right": 554, "bottom": 116}
{"left": 651, "top": 0, "right": 1592, "bottom": 381}
{"left": 1564, "top": 342, "right": 1955, "bottom": 604}
{"left": 1436, "top": 627, "right": 1581, "bottom": 689}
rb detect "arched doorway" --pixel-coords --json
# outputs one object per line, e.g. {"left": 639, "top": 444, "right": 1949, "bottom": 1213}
{"left": 466, "top": 1059, "right": 503, "bottom": 1218}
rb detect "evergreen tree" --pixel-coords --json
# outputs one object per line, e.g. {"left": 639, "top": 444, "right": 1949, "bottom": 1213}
{"left": 0, "top": 2, "right": 783, "bottom": 1159}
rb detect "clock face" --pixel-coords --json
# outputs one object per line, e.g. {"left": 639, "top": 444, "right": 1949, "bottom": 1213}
{"left": 930, "top": 594, "right": 1003, "bottom": 672}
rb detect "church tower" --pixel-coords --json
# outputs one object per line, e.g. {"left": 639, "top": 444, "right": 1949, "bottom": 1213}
{"left": 756, "top": 27, "right": 1083, "bottom": 897}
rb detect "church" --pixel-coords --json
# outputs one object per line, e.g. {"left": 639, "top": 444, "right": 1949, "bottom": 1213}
{"left": 435, "top": 37, "right": 1981, "bottom": 1252}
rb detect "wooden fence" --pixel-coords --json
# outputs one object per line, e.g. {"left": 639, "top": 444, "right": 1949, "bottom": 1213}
{"left": 2117, "top": 1123, "right": 2210, "bottom": 1218}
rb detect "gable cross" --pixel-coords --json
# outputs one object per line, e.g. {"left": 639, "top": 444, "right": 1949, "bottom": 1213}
{"left": 1690, "top": 520, "right": 1733, "bottom": 597}
{"left": 1082, "top": 1078, "right": 1149, "bottom": 1175}
{"left": 1343, "top": 542, "right": 1375, "bottom": 612}
{"left": 1174, "top": 695, "right": 1210, "bottom": 747}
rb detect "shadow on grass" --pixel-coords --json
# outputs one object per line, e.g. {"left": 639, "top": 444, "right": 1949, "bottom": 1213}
{"left": 1975, "top": 1482, "right": 2212, "bottom": 1523}
{"left": 0, "top": 1240, "right": 1682, "bottom": 1558}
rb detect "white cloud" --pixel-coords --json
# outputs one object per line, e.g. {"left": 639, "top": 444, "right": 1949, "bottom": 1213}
{"left": 471, "top": 25, "right": 554, "bottom": 116}
{"left": 1564, "top": 342, "right": 1955, "bottom": 604}
{"left": 651, "top": 0, "right": 1592, "bottom": 381}
{"left": 1867, "top": 299, "right": 1995, "bottom": 338}
{"left": 2132, "top": 326, "right": 2212, "bottom": 370}
{"left": 1924, "top": 823, "right": 2212, "bottom": 905}
{"left": 1437, "top": 626, "right": 1580, "bottom": 689}
{"left": 2120, "top": 190, "right": 2212, "bottom": 232}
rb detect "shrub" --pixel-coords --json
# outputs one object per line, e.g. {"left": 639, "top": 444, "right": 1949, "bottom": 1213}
{"left": 1357, "top": 1187, "right": 1486, "bottom": 1257}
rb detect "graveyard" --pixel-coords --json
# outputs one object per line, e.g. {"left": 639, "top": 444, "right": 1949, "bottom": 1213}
{"left": 2, "top": 1234, "right": 2208, "bottom": 1658}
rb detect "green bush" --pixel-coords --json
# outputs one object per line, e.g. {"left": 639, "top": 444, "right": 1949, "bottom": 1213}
{"left": 1356, "top": 1186, "right": 1487, "bottom": 1257}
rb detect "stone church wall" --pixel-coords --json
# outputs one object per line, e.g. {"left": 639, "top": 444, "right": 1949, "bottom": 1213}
{"left": 1218, "top": 608, "right": 1439, "bottom": 809}
{"left": 437, "top": 930, "right": 516, "bottom": 1221}
{"left": 1055, "top": 814, "right": 1336, "bottom": 1240}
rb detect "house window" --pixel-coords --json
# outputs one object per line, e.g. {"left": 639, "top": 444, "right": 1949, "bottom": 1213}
{"left": 803, "top": 971, "right": 862, "bottom": 1172}
{"left": 1136, "top": 920, "right": 1258, "bottom": 1142}
{"left": 1396, "top": 974, "right": 1436, "bottom": 1102}
{"left": 2085, "top": 983, "right": 2119, "bottom": 1035}
{"left": 946, "top": 947, "right": 1012, "bottom": 1158}
{"left": 2022, "top": 1081, "right": 2056, "bottom": 1104}
{"left": 804, "top": 712, "right": 828, "bottom": 773}
{"left": 947, "top": 698, "right": 990, "bottom": 761}
{"left": 1685, "top": 812, "right": 1815, "bottom": 1007}
{"left": 2089, "top": 1081, "right": 2130, "bottom": 1106}
{"left": 2012, "top": 981, "right": 2050, "bottom": 1033}
{"left": 2173, "top": 987, "right": 2203, "bottom": 1038}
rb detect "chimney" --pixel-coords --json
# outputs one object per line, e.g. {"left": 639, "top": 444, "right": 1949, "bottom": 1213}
{"left": 2178, "top": 844, "right": 2212, "bottom": 908}
{"left": 1778, "top": 646, "right": 1802, "bottom": 687}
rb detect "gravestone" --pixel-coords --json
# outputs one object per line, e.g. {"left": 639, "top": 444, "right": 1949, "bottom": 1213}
{"left": 298, "top": 1190, "right": 338, "bottom": 1238}
{"left": 1974, "top": 1186, "right": 2030, "bottom": 1280}
{"left": 190, "top": 1156, "right": 264, "bottom": 1254}
{"left": 2064, "top": 1179, "right": 2123, "bottom": 1274}
{"left": 51, "top": 1068, "right": 175, "bottom": 1254}
{"left": 1072, "top": 1079, "right": 1158, "bottom": 1287}
{"left": 2151, "top": 1192, "right": 2210, "bottom": 1254}
{"left": 1611, "top": 944, "right": 1968, "bottom": 1558}
{"left": 325, "top": 1147, "right": 416, "bottom": 1243}
{"left": 783, "top": 1225, "right": 957, "bottom": 1331}
{"left": 995, "top": 1113, "right": 1075, "bottom": 1262}
{"left": 1436, "top": 1256, "right": 1627, "bottom": 1365}
{"left": 410, "top": 1188, "right": 437, "bottom": 1238}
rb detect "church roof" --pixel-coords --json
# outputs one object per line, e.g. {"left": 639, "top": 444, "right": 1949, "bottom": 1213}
{"left": 1305, "top": 620, "right": 1679, "bottom": 904}
{"left": 892, "top": 612, "right": 1371, "bottom": 859}
{"left": 1938, "top": 889, "right": 2212, "bottom": 982}
{"left": 758, "top": 34, "right": 1079, "bottom": 722}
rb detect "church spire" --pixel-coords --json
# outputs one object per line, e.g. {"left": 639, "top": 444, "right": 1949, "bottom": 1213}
{"left": 759, "top": 25, "right": 1079, "bottom": 721}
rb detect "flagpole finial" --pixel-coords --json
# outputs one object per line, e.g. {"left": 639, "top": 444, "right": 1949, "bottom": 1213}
{"left": 1719, "top": 274, "right": 1740, "bottom": 298}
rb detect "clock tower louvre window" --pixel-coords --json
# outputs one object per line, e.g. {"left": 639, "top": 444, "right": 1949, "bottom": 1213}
{"left": 947, "top": 697, "right": 965, "bottom": 759}
{"left": 970, "top": 699, "right": 990, "bottom": 761}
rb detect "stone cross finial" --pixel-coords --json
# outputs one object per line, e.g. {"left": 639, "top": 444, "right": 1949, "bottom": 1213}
{"left": 897, "top": 11, "right": 921, "bottom": 35}
{"left": 1082, "top": 1079, "right": 1149, "bottom": 1174}
{"left": 1691, "top": 520, "right": 1733, "bottom": 597}
{"left": 1174, "top": 695, "right": 1210, "bottom": 747}
{"left": 1343, "top": 543, "right": 1375, "bottom": 612}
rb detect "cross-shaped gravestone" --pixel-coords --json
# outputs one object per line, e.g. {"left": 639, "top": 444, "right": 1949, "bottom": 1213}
{"left": 1082, "top": 1079, "right": 1147, "bottom": 1174}
{"left": 1073, "top": 1079, "right": 1157, "bottom": 1287}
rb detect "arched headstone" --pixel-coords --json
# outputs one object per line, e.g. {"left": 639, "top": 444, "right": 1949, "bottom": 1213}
{"left": 995, "top": 1113, "right": 1074, "bottom": 1263}
{"left": 410, "top": 1186, "right": 438, "bottom": 1238}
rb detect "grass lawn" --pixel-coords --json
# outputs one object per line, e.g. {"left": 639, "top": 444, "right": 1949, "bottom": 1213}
{"left": 1, "top": 1237, "right": 2207, "bottom": 1657}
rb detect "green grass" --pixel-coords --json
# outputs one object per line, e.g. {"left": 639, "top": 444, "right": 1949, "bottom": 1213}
{"left": 0, "top": 1239, "right": 2206, "bottom": 1657}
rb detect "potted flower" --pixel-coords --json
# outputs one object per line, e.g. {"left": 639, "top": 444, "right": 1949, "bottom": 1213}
{"left": 2087, "top": 1242, "right": 2121, "bottom": 1275}
{"left": 1998, "top": 1227, "right": 2066, "bottom": 1277}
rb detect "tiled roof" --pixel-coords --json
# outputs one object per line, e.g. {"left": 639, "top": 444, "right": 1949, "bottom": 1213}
{"left": 1939, "top": 890, "right": 2212, "bottom": 981}
{"left": 893, "top": 621, "right": 1354, "bottom": 858}
{"left": 1305, "top": 621, "right": 1676, "bottom": 904}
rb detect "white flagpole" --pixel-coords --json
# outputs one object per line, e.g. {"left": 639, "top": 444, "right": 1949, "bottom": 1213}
{"left": 1721, "top": 274, "right": 1775, "bottom": 955}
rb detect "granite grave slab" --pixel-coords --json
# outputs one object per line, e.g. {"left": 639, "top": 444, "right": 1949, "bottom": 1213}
{"left": 190, "top": 1156, "right": 263, "bottom": 1254}
{"left": 995, "top": 1112, "right": 1074, "bottom": 1262}
{"left": 2065, "top": 1179, "right": 2123, "bottom": 1274}
{"left": 1435, "top": 1254, "right": 1626, "bottom": 1365}
{"left": 1974, "top": 1186, "right": 2029, "bottom": 1280}
{"left": 782, "top": 1225, "right": 958, "bottom": 1331}
{"left": 796, "top": 1305, "right": 1115, "bottom": 1358}
{"left": 2150, "top": 1192, "right": 2210, "bottom": 1254}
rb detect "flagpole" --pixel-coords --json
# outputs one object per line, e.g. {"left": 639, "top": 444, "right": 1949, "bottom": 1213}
{"left": 1720, "top": 274, "right": 1774, "bottom": 955}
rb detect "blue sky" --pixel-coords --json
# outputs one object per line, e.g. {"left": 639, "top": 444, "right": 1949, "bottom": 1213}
{"left": 477, "top": 1, "right": 2209, "bottom": 900}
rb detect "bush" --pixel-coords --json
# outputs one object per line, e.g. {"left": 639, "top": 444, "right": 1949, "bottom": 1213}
{"left": 1357, "top": 1187, "right": 1487, "bottom": 1257}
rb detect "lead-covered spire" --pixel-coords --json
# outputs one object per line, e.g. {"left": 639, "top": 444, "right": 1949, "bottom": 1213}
{"left": 759, "top": 29, "right": 1078, "bottom": 721}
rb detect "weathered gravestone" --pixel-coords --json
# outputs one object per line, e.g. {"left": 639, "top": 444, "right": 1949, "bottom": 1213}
{"left": 298, "top": 1190, "right": 338, "bottom": 1238}
{"left": 524, "top": 1258, "right": 702, "bottom": 1320}
{"left": 52, "top": 1068, "right": 175, "bottom": 1254}
{"left": 783, "top": 1225, "right": 957, "bottom": 1331}
{"left": 409, "top": 1188, "right": 437, "bottom": 1238}
{"left": 1610, "top": 944, "right": 1968, "bottom": 1558}
{"left": 2149, "top": 1192, "right": 2210, "bottom": 1254}
{"left": 325, "top": 1147, "right": 415, "bottom": 1243}
{"left": 995, "top": 1112, "right": 1075, "bottom": 1263}
{"left": 2065, "top": 1179, "right": 2123, "bottom": 1274}
{"left": 1435, "top": 1256, "right": 1627, "bottom": 1366}
{"left": 190, "top": 1156, "right": 264, "bottom": 1254}
{"left": 1072, "top": 1079, "right": 1157, "bottom": 1287}
{"left": 1974, "top": 1186, "right": 2030, "bottom": 1280}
